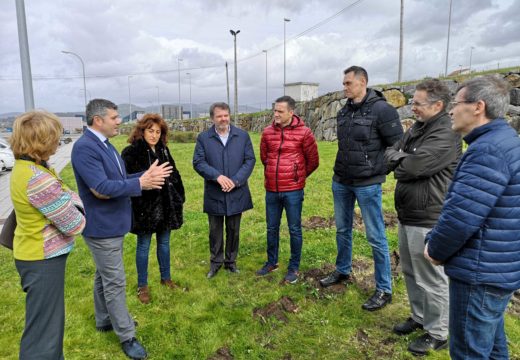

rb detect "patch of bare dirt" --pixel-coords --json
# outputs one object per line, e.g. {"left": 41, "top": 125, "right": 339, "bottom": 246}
{"left": 353, "top": 329, "right": 396, "bottom": 359}
{"left": 507, "top": 291, "right": 520, "bottom": 317}
{"left": 302, "top": 216, "right": 335, "bottom": 230}
{"left": 383, "top": 212, "right": 399, "bottom": 228}
{"left": 303, "top": 254, "right": 401, "bottom": 298}
{"left": 281, "top": 353, "right": 292, "bottom": 360}
{"left": 207, "top": 346, "right": 233, "bottom": 360}
{"left": 302, "top": 211, "right": 398, "bottom": 231}
{"left": 253, "top": 296, "right": 299, "bottom": 324}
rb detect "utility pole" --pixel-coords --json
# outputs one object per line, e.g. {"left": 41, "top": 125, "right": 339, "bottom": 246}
{"left": 284, "top": 18, "right": 290, "bottom": 95}
{"left": 177, "top": 58, "right": 183, "bottom": 119}
{"left": 262, "top": 50, "right": 268, "bottom": 110}
{"left": 444, "top": 0, "right": 453, "bottom": 77}
{"left": 469, "top": 46, "right": 475, "bottom": 73}
{"left": 128, "top": 76, "right": 132, "bottom": 121}
{"left": 398, "top": 0, "right": 404, "bottom": 83}
{"left": 225, "top": 61, "right": 230, "bottom": 106}
{"left": 230, "top": 29, "right": 240, "bottom": 126}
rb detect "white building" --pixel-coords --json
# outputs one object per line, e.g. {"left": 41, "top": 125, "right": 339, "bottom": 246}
{"left": 284, "top": 82, "right": 319, "bottom": 102}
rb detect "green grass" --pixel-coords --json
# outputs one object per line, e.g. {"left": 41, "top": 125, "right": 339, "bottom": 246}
{"left": 1, "top": 133, "right": 518, "bottom": 359}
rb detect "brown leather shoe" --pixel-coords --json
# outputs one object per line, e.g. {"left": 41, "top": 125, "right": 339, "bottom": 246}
{"left": 160, "top": 279, "right": 179, "bottom": 289}
{"left": 137, "top": 286, "right": 150, "bottom": 304}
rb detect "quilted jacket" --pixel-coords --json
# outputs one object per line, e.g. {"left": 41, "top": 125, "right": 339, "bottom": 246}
{"left": 426, "top": 119, "right": 520, "bottom": 291}
{"left": 260, "top": 115, "right": 319, "bottom": 192}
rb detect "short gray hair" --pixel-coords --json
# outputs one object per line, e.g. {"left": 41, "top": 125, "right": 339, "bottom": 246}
{"left": 86, "top": 99, "right": 117, "bottom": 126}
{"left": 457, "top": 75, "right": 510, "bottom": 119}
{"left": 415, "top": 79, "right": 451, "bottom": 111}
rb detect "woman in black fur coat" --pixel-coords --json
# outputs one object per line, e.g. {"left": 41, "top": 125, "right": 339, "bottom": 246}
{"left": 121, "top": 114, "right": 185, "bottom": 304}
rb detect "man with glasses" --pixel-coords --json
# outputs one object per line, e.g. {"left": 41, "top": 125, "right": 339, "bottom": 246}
{"left": 319, "top": 66, "right": 403, "bottom": 311}
{"left": 385, "top": 79, "right": 461, "bottom": 355}
{"left": 424, "top": 75, "right": 520, "bottom": 359}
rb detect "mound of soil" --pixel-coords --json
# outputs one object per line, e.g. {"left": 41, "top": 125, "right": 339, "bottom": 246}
{"left": 508, "top": 291, "right": 520, "bottom": 317}
{"left": 207, "top": 346, "right": 233, "bottom": 360}
{"left": 253, "top": 296, "right": 299, "bottom": 324}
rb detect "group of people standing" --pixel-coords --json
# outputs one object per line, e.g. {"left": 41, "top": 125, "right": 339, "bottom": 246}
{"left": 7, "top": 64, "right": 520, "bottom": 360}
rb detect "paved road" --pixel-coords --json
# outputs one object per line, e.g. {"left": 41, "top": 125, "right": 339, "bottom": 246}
{"left": 0, "top": 140, "right": 76, "bottom": 231}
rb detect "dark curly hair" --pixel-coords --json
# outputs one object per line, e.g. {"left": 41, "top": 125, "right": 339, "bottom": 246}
{"left": 127, "top": 113, "right": 169, "bottom": 145}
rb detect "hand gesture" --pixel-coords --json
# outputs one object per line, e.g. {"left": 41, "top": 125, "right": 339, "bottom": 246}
{"left": 139, "top": 160, "right": 173, "bottom": 190}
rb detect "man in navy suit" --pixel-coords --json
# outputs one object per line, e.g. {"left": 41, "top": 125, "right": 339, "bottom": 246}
{"left": 72, "top": 99, "right": 171, "bottom": 360}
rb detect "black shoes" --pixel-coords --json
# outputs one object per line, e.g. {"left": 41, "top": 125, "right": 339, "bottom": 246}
{"left": 207, "top": 266, "right": 221, "bottom": 279}
{"left": 225, "top": 264, "right": 240, "bottom": 273}
{"left": 361, "top": 290, "right": 392, "bottom": 311}
{"left": 408, "top": 333, "right": 448, "bottom": 356}
{"left": 121, "top": 337, "right": 147, "bottom": 359}
{"left": 319, "top": 270, "right": 350, "bottom": 287}
{"left": 393, "top": 317, "right": 423, "bottom": 335}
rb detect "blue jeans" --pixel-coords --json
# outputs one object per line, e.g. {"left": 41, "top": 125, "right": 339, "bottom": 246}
{"left": 449, "top": 278, "right": 513, "bottom": 360}
{"left": 265, "top": 190, "right": 304, "bottom": 272}
{"left": 136, "top": 230, "right": 171, "bottom": 287}
{"left": 332, "top": 180, "right": 392, "bottom": 293}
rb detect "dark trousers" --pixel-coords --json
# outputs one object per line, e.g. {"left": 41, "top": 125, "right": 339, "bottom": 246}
{"left": 15, "top": 254, "right": 68, "bottom": 360}
{"left": 208, "top": 213, "right": 242, "bottom": 269}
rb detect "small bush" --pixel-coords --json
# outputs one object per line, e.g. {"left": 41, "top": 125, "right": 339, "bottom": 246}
{"left": 169, "top": 131, "right": 198, "bottom": 143}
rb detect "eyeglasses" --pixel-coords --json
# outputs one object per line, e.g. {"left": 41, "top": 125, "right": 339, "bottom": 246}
{"left": 410, "top": 100, "right": 439, "bottom": 107}
{"left": 449, "top": 100, "right": 474, "bottom": 107}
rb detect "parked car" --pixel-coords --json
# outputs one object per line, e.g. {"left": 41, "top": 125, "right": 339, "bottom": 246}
{"left": 0, "top": 142, "right": 14, "bottom": 171}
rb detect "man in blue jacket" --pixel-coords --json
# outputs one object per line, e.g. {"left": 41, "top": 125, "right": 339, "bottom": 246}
{"left": 72, "top": 99, "right": 171, "bottom": 360}
{"left": 425, "top": 76, "right": 520, "bottom": 360}
{"left": 193, "top": 102, "right": 256, "bottom": 279}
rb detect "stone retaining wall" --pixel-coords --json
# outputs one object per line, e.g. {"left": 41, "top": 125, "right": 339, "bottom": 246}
{"left": 164, "top": 72, "right": 520, "bottom": 140}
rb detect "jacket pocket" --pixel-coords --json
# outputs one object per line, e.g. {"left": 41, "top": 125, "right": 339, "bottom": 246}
{"left": 293, "top": 163, "right": 299, "bottom": 182}
{"left": 351, "top": 118, "right": 373, "bottom": 142}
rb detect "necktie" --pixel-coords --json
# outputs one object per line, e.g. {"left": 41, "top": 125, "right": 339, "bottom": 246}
{"left": 104, "top": 139, "right": 123, "bottom": 174}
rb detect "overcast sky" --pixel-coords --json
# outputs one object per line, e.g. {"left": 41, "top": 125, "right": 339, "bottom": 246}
{"left": 1, "top": 0, "right": 519, "bottom": 114}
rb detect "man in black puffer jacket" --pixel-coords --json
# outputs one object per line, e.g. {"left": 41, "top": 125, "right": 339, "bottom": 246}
{"left": 320, "top": 66, "right": 403, "bottom": 312}
{"left": 385, "top": 79, "right": 461, "bottom": 356}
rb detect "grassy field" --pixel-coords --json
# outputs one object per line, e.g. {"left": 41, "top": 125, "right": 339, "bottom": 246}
{"left": 1, "top": 133, "right": 519, "bottom": 360}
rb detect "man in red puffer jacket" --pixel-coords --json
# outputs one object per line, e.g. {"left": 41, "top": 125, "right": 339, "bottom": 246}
{"left": 256, "top": 96, "right": 319, "bottom": 284}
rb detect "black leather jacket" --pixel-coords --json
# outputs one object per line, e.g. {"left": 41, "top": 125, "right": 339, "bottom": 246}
{"left": 385, "top": 111, "right": 462, "bottom": 227}
{"left": 333, "top": 88, "right": 403, "bottom": 186}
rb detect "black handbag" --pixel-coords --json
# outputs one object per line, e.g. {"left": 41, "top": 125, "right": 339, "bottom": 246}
{"left": 0, "top": 210, "right": 16, "bottom": 250}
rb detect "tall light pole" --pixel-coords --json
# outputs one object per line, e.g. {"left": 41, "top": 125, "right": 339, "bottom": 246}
{"left": 444, "top": 0, "right": 453, "bottom": 77}
{"left": 262, "top": 50, "right": 268, "bottom": 110}
{"left": 16, "top": 0, "right": 34, "bottom": 111}
{"left": 283, "top": 18, "right": 290, "bottom": 95}
{"left": 177, "top": 58, "right": 183, "bottom": 119}
{"left": 469, "top": 46, "right": 475, "bottom": 73}
{"left": 186, "top": 72, "right": 192, "bottom": 119}
{"left": 62, "top": 50, "right": 87, "bottom": 109}
{"left": 128, "top": 75, "right": 132, "bottom": 122}
{"left": 230, "top": 29, "right": 240, "bottom": 125}
{"left": 225, "top": 62, "right": 230, "bottom": 106}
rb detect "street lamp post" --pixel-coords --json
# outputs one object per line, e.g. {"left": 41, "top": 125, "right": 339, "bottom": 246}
{"left": 262, "top": 50, "right": 268, "bottom": 111}
{"left": 62, "top": 50, "right": 87, "bottom": 109}
{"left": 186, "top": 72, "right": 192, "bottom": 119}
{"left": 230, "top": 29, "right": 240, "bottom": 126}
{"left": 469, "top": 46, "right": 475, "bottom": 73}
{"left": 128, "top": 75, "right": 132, "bottom": 122}
{"left": 283, "top": 18, "right": 290, "bottom": 95}
{"left": 177, "top": 58, "right": 183, "bottom": 119}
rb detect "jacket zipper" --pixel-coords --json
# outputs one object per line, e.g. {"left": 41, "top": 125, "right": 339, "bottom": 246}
{"left": 275, "top": 127, "right": 285, "bottom": 192}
